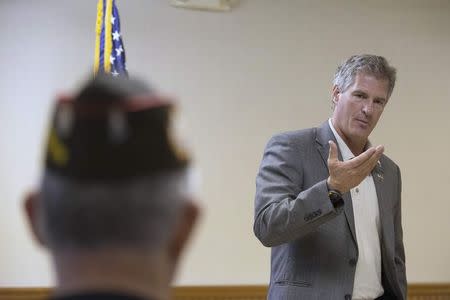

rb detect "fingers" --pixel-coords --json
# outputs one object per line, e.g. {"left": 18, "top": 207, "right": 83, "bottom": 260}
{"left": 327, "top": 140, "right": 338, "bottom": 163}
{"left": 328, "top": 141, "right": 384, "bottom": 170}
{"left": 356, "top": 145, "right": 384, "bottom": 175}
{"left": 364, "top": 145, "right": 384, "bottom": 168}
{"left": 347, "top": 145, "right": 384, "bottom": 168}
{"left": 347, "top": 147, "right": 376, "bottom": 167}
{"left": 375, "top": 145, "right": 384, "bottom": 153}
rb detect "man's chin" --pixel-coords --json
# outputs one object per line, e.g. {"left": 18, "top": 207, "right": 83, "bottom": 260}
{"left": 349, "top": 130, "right": 370, "bottom": 144}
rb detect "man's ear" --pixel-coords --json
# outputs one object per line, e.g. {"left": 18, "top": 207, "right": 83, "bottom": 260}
{"left": 167, "top": 199, "right": 200, "bottom": 263}
{"left": 332, "top": 85, "right": 340, "bottom": 105}
{"left": 23, "top": 191, "right": 47, "bottom": 247}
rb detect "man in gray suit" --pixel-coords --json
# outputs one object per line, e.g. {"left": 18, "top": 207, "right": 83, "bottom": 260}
{"left": 254, "top": 55, "right": 406, "bottom": 300}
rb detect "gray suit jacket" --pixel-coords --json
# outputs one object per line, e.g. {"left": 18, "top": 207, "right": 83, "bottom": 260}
{"left": 254, "top": 122, "right": 406, "bottom": 300}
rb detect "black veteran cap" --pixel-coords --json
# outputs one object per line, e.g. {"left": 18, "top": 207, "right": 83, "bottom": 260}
{"left": 44, "top": 75, "right": 189, "bottom": 181}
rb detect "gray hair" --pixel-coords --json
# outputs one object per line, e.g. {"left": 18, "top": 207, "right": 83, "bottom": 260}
{"left": 333, "top": 54, "right": 397, "bottom": 99}
{"left": 39, "top": 168, "right": 195, "bottom": 252}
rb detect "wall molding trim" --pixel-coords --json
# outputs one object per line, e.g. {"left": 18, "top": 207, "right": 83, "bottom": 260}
{"left": 0, "top": 284, "right": 449, "bottom": 300}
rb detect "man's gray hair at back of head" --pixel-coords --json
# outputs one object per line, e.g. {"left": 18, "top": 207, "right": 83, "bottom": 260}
{"left": 333, "top": 54, "right": 397, "bottom": 100}
{"left": 40, "top": 168, "right": 195, "bottom": 252}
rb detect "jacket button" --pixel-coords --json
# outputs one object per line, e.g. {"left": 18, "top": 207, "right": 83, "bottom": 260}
{"left": 349, "top": 258, "right": 357, "bottom": 266}
{"left": 345, "top": 294, "right": 351, "bottom": 300}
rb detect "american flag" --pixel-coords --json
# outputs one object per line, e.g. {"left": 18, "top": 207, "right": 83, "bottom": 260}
{"left": 94, "top": 0, "right": 128, "bottom": 77}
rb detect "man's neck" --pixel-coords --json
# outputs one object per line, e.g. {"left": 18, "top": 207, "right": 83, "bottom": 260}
{"left": 52, "top": 249, "right": 172, "bottom": 300}
{"left": 330, "top": 119, "right": 367, "bottom": 156}
{"left": 343, "top": 137, "right": 366, "bottom": 156}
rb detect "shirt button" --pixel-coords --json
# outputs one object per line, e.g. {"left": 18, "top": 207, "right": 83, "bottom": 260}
{"left": 349, "top": 258, "right": 357, "bottom": 267}
{"left": 355, "top": 187, "right": 359, "bottom": 193}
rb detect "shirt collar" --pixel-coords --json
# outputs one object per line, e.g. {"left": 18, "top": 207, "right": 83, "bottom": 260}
{"left": 328, "top": 118, "right": 355, "bottom": 161}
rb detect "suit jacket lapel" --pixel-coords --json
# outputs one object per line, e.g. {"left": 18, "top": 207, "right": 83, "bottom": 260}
{"left": 315, "top": 121, "right": 357, "bottom": 245}
{"left": 372, "top": 158, "right": 394, "bottom": 258}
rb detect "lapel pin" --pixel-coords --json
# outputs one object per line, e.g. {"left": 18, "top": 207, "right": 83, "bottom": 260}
{"left": 376, "top": 172, "right": 384, "bottom": 181}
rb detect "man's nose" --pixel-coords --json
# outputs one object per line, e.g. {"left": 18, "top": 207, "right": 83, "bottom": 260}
{"left": 362, "top": 100, "right": 374, "bottom": 116}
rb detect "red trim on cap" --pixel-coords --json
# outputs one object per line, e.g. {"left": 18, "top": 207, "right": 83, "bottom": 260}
{"left": 54, "top": 94, "right": 175, "bottom": 115}
{"left": 56, "top": 94, "right": 75, "bottom": 104}
{"left": 122, "top": 95, "right": 174, "bottom": 112}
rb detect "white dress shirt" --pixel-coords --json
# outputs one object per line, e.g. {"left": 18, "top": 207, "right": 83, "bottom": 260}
{"left": 328, "top": 119, "right": 384, "bottom": 300}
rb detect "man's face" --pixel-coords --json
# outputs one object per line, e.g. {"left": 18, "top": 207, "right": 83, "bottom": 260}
{"left": 332, "top": 72, "right": 389, "bottom": 147}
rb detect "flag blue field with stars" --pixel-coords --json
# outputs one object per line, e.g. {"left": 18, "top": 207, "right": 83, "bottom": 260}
{"left": 94, "top": 0, "right": 128, "bottom": 77}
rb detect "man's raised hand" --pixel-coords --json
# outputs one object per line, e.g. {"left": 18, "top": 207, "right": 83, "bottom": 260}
{"left": 327, "top": 140, "right": 384, "bottom": 194}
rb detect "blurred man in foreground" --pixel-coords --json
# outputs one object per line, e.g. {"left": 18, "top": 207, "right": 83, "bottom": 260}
{"left": 24, "top": 75, "right": 200, "bottom": 300}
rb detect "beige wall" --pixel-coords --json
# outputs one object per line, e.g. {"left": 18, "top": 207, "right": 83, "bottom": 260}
{"left": 0, "top": 0, "right": 449, "bottom": 286}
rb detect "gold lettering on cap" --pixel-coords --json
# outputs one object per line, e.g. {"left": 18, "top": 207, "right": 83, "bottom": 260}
{"left": 48, "top": 128, "right": 69, "bottom": 166}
